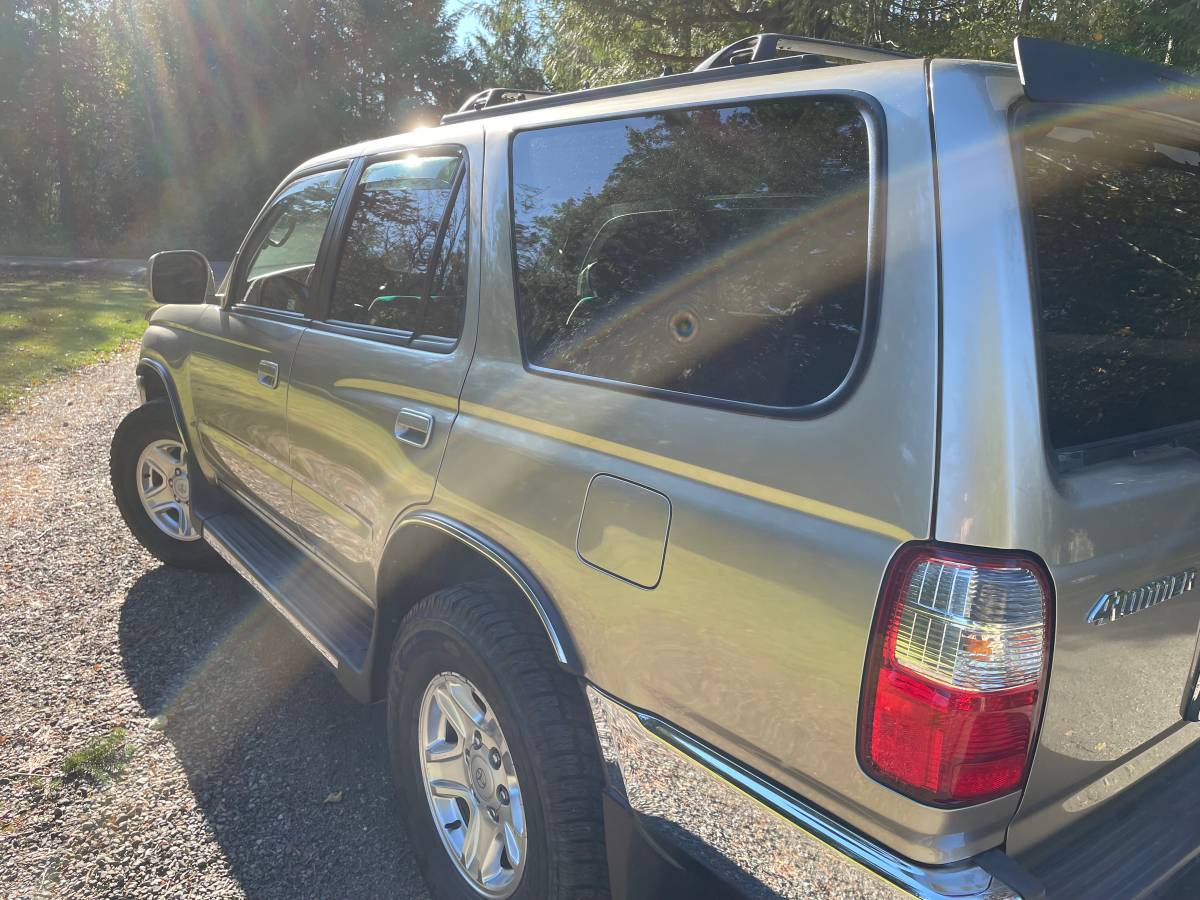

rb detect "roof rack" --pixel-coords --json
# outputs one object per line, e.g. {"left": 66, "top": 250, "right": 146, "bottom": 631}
{"left": 694, "top": 33, "right": 912, "bottom": 70}
{"left": 441, "top": 31, "right": 916, "bottom": 126}
{"left": 456, "top": 87, "right": 554, "bottom": 114}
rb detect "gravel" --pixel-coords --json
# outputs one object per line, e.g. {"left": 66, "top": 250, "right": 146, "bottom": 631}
{"left": 11, "top": 343, "right": 1200, "bottom": 900}
{"left": 0, "top": 344, "right": 430, "bottom": 899}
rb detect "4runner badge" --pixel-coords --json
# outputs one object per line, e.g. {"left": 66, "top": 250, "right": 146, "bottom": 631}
{"left": 1086, "top": 568, "right": 1197, "bottom": 625}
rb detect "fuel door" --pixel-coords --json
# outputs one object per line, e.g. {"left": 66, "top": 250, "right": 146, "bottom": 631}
{"left": 576, "top": 475, "right": 671, "bottom": 589}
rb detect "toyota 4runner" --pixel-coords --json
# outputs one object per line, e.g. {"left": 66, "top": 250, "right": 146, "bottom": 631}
{"left": 110, "top": 33, "right": 1200, "bottom": 900}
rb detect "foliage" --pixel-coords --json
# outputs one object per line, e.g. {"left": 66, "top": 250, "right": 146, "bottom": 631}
{"left": 61, "top": 728, "right": 135, "bottom": 784}
{"left": 466, "top": 0, "right": 548, "bottom": 91}
{"left": 0, "top": 1, "right": 1195, "bottom": 258}
{"left": 538, "top": 1, "right": 1200, "bottom": 90}
{"left": 0, "top": 273, "right": 152, "bottom": 410}
{"left": 0, "top": 0, "right": 471, "bottom": 259}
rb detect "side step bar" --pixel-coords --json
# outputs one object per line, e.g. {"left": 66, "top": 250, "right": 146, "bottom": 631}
{"left": 203, "top": 508, "right": 375, "bottom": 678}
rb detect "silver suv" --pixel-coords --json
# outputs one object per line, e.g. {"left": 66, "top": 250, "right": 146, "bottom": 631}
{"left": 110, "top": 33, "right": 1200, "bottom": 899}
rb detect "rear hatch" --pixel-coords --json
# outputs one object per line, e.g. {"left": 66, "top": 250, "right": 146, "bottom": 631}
{"left": 1007, "top": 84, "right": 1200, "bottom": 857}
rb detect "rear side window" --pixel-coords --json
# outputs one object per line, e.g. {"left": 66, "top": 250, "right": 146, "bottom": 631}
{"left": 329, "top": 151, "right": 467, "bottom": 339}
{"left": 511, "top": 97, "right": 873, "bottom": 409}
{"left": 1021, "top": 106, "right": 1200, "bottom": 455}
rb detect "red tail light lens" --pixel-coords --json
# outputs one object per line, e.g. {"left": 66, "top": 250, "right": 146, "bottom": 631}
{"left": 858, "top": 543, "right": 1053, "bottom": 806}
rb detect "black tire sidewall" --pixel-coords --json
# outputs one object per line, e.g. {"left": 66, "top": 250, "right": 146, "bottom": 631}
{"left": 389, "top": 621, "right": 552, "bottom": 900}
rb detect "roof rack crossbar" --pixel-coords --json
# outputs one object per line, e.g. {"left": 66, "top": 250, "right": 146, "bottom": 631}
{"left": 694, "top": 32, "right": 913, "bottom": 70}
{"left": 457, "top": 87, "right": 554, "bottom": 114}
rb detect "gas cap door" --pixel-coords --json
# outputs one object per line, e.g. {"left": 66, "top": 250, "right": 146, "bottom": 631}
{"left": 576, "top": 475, "right": 671, "bottom": 589}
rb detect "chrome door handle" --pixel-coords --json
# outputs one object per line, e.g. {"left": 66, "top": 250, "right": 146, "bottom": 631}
{"left": 395, "top": 408, "right": 433, "bottom": 448}
{"left": 257, "top": 360, "right": 279, "bottom": 389}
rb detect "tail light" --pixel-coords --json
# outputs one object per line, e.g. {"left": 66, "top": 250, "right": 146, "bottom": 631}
{"left": 858, "top": 542, "right": 1053, "bottom": 806}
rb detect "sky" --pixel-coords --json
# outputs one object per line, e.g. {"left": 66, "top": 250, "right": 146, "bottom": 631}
{"left": 445, "top": 0, "right": 486, "bottom": 49}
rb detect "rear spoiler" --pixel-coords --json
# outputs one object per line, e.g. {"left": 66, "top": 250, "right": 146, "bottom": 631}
{"left": 1015, "top": 36, "right": 1200, "bottom": 125}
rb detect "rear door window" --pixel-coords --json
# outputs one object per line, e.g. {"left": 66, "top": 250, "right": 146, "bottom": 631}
{"left": 328, "top": 151, "right": 467, "bottom": 340}
{"left": 510, "top": 96, "right": 874, "bottom": 410}
{"left": 422, "top": 181, "right": 468, "bottom": 340}
{"left": 1020, "top": 106, "right": 1200, "bottom": 458}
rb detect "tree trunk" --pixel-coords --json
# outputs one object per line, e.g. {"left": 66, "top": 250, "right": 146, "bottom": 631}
{"left": 47, "top": 0, "right": 77, "bottom": 253}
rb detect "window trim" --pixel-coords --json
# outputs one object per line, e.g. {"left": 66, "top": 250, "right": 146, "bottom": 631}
{"left": 312, "top": 144, "right": 470, "bottom": 354}
{"left": 506, "top": 89, "right": 888, "bottom": 419}
{"left": 225, "top": 161, "right": 353, "bottom": 320}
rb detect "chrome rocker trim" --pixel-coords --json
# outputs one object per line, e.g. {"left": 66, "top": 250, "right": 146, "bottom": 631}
{"left": 587, "top": 687, "right": 1026, "bottom": 900}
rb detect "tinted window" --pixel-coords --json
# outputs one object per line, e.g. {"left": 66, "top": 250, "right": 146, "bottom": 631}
{"left": 424, "top": 181, "right": 468, "bottom": 339}
{"left": 511, "top": 97, "right": 872, "bottom": 408}
{"left": 1021, "top": 106, "right": 1200, "bottom": 452}
{"left": 240, "top": 168, "right": 345, "bottom": 312}
{"left": 329, "top": 152, "right": 466, "bottom": 337}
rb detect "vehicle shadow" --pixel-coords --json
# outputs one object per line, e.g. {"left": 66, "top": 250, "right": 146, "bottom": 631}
{"left": 118, "top": 566, "right": 431, "bottom": 899}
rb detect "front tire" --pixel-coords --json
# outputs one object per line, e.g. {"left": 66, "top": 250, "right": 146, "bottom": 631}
{"left": 388, "top": 582, "right": 609, "bottom": 900}
{"left": 110, "top": 400, "right": 222, "bottom": 570}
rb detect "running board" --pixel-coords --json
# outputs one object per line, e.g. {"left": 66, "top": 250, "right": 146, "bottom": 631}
{"left": 203, "top": 508, "right": 374, "bottom": 677}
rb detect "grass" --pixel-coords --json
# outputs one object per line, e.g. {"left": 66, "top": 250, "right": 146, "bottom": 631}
{"left": 0, "top": 272, "right": 152, "bottom": 412}
{"left": 61, "top": 728, "right": 134, "bottom": 785}
{"left": 0, "top": 727, "right": 136, "bottom": 800}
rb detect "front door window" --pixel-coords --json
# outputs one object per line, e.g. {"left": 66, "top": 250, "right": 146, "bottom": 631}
{"left": 237, "top": 168, "right": 347, "bottom": 313}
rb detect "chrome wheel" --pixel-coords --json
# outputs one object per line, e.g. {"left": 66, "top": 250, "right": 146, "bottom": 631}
{"left": 418, "top": 672, "right": 527, "bottom": 897}
{"left": 135, "top": 439, "right": 199, "bottom": 541}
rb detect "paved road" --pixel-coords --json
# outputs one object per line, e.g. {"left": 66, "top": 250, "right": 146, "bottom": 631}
{"left": 0, "top": 256, "right": 231, "bottom": 283}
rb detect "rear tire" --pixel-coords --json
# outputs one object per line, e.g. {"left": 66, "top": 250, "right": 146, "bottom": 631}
{"left": 388, "top": 581, "right": 609, "bottom": 900}
{"left": 110, "top": 401, "right": 223, "bottom": 570}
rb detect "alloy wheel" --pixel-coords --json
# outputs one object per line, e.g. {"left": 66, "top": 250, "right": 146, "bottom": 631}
{"left": 135, "top": 438, "right": 199, "bottom": 541}
{"left": 417, "top": 671, "right": 528, "bottom": 897}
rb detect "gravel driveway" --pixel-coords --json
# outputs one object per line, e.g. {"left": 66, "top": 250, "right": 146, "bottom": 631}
{"left": 0, "top": 344, "right": 430, "bottom": 898}
{"left": 11, "top": 344, "right": 1200, "bottom": 900}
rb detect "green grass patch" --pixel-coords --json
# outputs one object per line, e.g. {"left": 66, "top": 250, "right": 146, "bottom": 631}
{"left": 62, "top": 728, "right": 134, "bottom": 785}
{"left": 0, "top": 273, "right": 152, "bottom": 412}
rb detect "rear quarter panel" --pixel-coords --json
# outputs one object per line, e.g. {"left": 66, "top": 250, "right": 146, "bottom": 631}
{"left": 433, "top": 61, "right": 1017, "bottom": 862}
{"left": 930, "top": 59, "right": 1200, "bottom": 856}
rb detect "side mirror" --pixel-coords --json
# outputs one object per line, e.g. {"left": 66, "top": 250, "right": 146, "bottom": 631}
{"left": 147, "top": 250, "right": 214, "bottom": 305}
